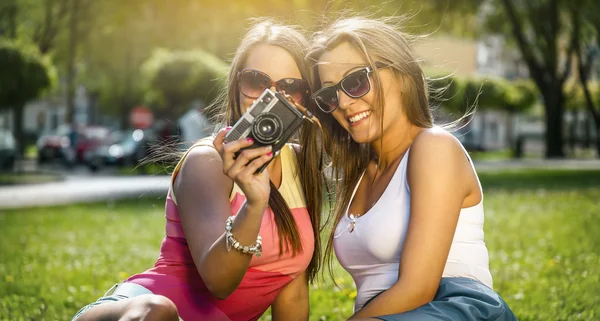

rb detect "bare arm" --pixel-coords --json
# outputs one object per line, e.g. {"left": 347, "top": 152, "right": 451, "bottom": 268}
{"left": 350, "top": 130, "right": 478, "bottom": 319}
{"left": 271, "top": 272, "right": 309, "bottom": 321}
{"left": 175, "top": 129, "right": 274, "bottom": 300}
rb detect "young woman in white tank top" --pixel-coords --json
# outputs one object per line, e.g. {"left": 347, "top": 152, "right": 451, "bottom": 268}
{"left": 308, "top": 17, "right": 517, "bottom": 321}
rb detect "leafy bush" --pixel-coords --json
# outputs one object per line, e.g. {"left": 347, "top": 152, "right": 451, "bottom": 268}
{"left": 142, "top": 48, "right": 229, "bottom": 117}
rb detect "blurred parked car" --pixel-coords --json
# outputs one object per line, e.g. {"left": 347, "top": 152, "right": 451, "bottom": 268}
{"left": 0, "top": 129, "right": 17, "bottom": 170}
{"left": 85, "top": 129, "right": 158, "bottom": 171}
{"left": 37, "top": 125, "right": 111, "bottom": 165}
{"left": 75, "top": 126, "right": 111, "bottom": 163}
{"left": 37, "top": 125, "right": 71, "bottom": 163}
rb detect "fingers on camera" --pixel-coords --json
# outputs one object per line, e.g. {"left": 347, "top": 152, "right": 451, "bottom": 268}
{"left": 213, "top": 127, "right": 233, "bottom": 152}
{"left": 239, "top": 151, "right": 274, "bottom": 178}
{"left": 224, "top": 145, "right": 272, "bottom": 178}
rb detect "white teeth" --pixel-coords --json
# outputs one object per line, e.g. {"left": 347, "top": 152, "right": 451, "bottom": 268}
{"left": 349, "top": 111, "right": 371, "bottom": 123}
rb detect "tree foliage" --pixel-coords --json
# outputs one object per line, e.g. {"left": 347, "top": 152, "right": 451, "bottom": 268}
{"left": 0, "top": 39, "right": 56, "bottom": 109}
{"left": 427, "top": 71, "right": 538, "bottom": 114}
{"left": 0, "top": 39, "right": 56, "bottom": 155}
{"left": 141, "top": 48, "right": 228, "bottom": 118}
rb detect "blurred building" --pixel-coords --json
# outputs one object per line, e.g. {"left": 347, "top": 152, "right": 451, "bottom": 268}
{"left": 0, "top": 85, "right": 92, "bottom": 135}
{"left": 414, "top": 35, "right": 532, "bottom": 151}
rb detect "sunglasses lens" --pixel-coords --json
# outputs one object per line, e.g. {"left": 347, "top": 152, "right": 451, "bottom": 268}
{"left": 239, "top": 71, "right": 271, "bottom": 98}
{"left": 341, "top": 70, "right": 370, "bottom": 97}
{"left": 314, "top": 88, "right": 338, "bottom": 112}
{"left": 277, "top": 78, "right": 306, "bottom": 105}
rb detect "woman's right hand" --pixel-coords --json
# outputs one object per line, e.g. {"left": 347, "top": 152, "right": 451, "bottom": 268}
{"left": 213, "top": 128, "right": 274, "bottom": 208}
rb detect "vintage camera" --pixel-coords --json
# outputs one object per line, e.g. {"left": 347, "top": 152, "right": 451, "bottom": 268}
{"left": 224, "top": 89, "right": 306, "bottom": 173}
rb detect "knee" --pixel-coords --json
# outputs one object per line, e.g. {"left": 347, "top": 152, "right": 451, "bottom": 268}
{"left": 121, "top": 294, "right": 179, "bottom": 321}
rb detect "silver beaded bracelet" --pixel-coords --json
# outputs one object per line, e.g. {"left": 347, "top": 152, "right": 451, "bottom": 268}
{"left": 225, "top": 216, "right": 263, "bottom": 258}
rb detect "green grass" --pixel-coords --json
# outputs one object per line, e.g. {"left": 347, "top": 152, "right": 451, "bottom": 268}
{"left": 0, "top": 170, "right": 599, "bottom": 321}
{"left": 25, "top": 145, "right": 38, "bottom": 160}
{"left": 469, "top": 149, "right": 514, "bottom": 161}
{"left": 0, "top": 173, "right": 62, "bottom": 186}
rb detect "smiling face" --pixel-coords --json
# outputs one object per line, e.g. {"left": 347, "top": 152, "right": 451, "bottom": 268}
{"left": 317, "top": 42, "right": 406, "bottom": 144}
{"left": 239, "top": 44, "right": 304, "bottom": 114}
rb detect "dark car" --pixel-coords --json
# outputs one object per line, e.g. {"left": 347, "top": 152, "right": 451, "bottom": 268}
{"left": 36, "top": 125, "right": 71, "bottom": 163}
{"left": 75, "top": 126, "right": 111, "bottom": 163}
{"left": 0, "top": 129, "right": 17, "bottom": 170}
{"left": 37, "top": 125, "right": 110, "bottom": 165}
{"left": 85, "top": 129, "right": 157, "bottom": 171}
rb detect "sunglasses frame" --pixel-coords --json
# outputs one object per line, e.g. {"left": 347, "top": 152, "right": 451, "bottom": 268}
{"left": 311, "top": 62, "right": 387, "bottom": 113}
{"left": 237, "top": 68, "right": 309, "bottom": 101}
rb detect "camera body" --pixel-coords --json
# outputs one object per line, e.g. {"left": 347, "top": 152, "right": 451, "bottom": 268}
{"left": 224, "top": 89, "right": 306, "bottom": 173}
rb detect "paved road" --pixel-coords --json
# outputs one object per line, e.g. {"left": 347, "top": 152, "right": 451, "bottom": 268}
{"left": 2, "top": 159, "right": 599, "bottom": 210}
{"left": 0, "top": 175, "right": 171, "bottom": 210}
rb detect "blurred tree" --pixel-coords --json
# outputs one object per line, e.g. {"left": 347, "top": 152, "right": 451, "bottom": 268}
{"left": 426, "top": 0, "right": 595, "bottom": 158}
{"left": 570, "top": 0, "right": 600, "bottom": 156}
{"left": 78, "top": 0, "right": 152, "bottom": 129}
{"left": 3, "top": 0, "right": 69, "bottom": 53}
{"left": 503, "top": 79, "right": 538, "bottom": 152}
{"left": 0, "top": 39, "right": 56, "bottom": 156}
{"left": 317, "top": 0, "right": 480, "bottom": 36}
{"left": 6, "top": 0, "right": 86, "bottom": 127}
{"left": 426, "top": 71, "right": 466, "bottom": 115}
{"left": 0, "top": 0, "right": 18, "bottom": 39}
{"left": 486, "top": 0, "right": 576, "bottom": 158}
{"left": 141, "top": 48, "right": 228, "bottom": 121}
{"left": 564, "top": 82, "right": 599, "bottom": 152}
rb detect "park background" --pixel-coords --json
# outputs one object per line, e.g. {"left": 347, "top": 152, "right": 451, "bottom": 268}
{"left": 1, "top": 1, "right": 599, "bottom": 320}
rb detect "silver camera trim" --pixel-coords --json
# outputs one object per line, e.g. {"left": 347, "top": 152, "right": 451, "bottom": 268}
{"left": 224, "top": 89, "right": 281, "bottom": 142}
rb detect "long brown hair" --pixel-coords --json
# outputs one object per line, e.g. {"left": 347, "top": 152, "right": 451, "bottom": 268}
{"left": 307, "top": 16, "right": 437, "bottom": 280}
{"left": 207, "top": 18, "right": 324, "bottom": 282}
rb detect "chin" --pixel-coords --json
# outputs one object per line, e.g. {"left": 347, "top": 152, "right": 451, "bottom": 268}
{"left": 349, "top": 131, "right": 378, "bottom": 144}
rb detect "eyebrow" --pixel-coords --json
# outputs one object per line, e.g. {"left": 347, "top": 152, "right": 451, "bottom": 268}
{"left": 321, "top": 65, "right": 368, "bottom": 85}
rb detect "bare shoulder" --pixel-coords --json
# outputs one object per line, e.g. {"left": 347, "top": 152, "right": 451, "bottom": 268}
{"left": 408, "top": 127, "right": 470, "bottom": 182}
{"left": 174, "top": 145, "right": 231, "bottom": 196}
{"left": 410, "top": 127, "right": 465, "bottom": 161}
{"left": 179, "top": 145, "right": 223, "bottom": 175}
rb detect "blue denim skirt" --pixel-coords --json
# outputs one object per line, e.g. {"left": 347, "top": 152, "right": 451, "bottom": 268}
{"left": 373, "top": 277, "right": 517, "bottom": 321}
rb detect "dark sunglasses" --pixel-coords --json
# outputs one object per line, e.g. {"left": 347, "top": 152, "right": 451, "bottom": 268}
{"left": 312, "top": 62, "right": 387, "bottom": 113}
{"left": 237, "top": 69, "right": 309, "bottom": 105}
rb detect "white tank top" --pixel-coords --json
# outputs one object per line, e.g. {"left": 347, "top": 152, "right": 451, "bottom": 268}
{"left": 333, "top": 148, "right": 493, "bottom": 312}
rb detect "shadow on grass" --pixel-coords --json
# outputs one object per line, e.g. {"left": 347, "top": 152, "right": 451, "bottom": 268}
{"left": 479, "top": 169, "right": 600, "bottom": 191}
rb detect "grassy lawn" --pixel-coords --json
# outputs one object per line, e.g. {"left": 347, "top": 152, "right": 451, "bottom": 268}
{"left": 0, "top": 173, "right": 62, "bottom": 186}
{"left": 0, "top": 170, "right": 599, "bottom": 321}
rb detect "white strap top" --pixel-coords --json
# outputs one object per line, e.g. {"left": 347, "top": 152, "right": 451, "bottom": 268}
{"left": 333, "top": 148, "right": 493, "bottom": 312}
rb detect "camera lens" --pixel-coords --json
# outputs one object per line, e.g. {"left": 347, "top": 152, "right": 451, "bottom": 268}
{"left": 252, "top": 113, "right": 283, "bottom": 144}
{"left": 259, "top": 120, "right": 275, "bottom": 136}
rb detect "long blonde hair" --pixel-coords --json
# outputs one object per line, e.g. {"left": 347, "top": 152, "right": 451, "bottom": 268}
{"left": 307, "top": 16, "right": 435, "bottom": 280}
{"left": 208, "top": 18, "right": 324, "bottom": 282}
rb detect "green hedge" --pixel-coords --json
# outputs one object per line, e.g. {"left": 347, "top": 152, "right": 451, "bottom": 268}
{"left": 141, "top": 48, "right": 229, "bottom": 115}
{"left": 427, "top": 70, "right": 539, "bottom": 114}
{"left": 0, "top": 38, "right": 56, "bottom": 109}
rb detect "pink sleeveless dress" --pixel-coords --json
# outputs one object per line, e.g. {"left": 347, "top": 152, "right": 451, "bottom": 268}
{"left": 125, "top": 144, "right": 314, "bottom": 321}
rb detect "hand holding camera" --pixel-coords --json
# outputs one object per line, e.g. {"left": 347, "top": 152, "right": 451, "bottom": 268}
{"left": 214, "top": 89, "right": 308, "bottom": 207}
{"left": 214, "top": 129, "right": 273, "bottom": 208}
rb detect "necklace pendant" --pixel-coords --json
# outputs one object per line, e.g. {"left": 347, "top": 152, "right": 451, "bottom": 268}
{"left": 349, "top": 214, "right": 356, "bottom": 233}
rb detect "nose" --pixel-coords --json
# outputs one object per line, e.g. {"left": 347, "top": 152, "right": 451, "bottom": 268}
{"left": 337, "top": 88, "right": 354, "bottom": 110}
